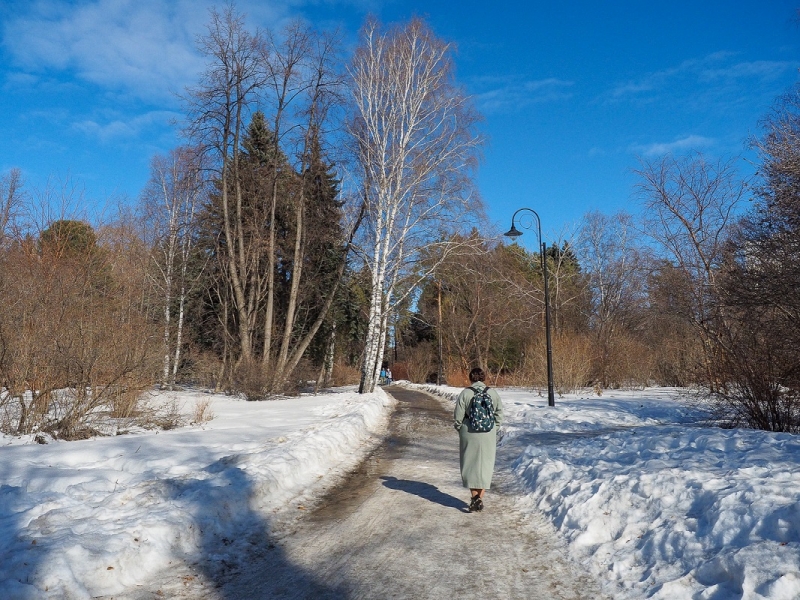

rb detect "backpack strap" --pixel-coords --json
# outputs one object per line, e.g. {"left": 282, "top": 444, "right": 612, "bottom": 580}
{"left": 467, "top": 386, "right": 477, "bottom": 406}
{"left": 468, "top": 386, "right": 492, "bottom": 409}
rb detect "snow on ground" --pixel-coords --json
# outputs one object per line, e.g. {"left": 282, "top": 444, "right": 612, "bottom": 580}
{"left": 0, "top": 387, "right": 394, "bottom": 599}
{"left": 412, "top": 383, "right": 800, "bottom": 600}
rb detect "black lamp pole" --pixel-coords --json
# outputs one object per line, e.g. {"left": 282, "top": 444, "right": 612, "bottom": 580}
{"left": 503, "top": 208, "right": 555, "bottom": 407}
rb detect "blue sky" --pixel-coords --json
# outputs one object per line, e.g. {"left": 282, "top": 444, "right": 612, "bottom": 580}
{"left": 1, "top": 0, "right": 798, "bottom": 241}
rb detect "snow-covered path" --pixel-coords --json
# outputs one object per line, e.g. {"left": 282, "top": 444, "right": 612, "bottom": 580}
{"left": 143, "top": 386, "right": 606, "bottom": 599}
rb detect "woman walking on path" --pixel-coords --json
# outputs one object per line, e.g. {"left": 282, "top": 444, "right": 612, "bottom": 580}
{"left": 453, "top": 367, "right": 503, "bottom": 512}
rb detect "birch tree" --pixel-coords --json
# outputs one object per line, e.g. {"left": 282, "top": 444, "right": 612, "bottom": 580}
{"left": 142, "top": 147, "right": 205, "bottom": 388}
{"left": 349, "top": 18, "right": 482, "bottom": 393}
{"left": 577, "top": 211, "right": 646, "bottom": 386}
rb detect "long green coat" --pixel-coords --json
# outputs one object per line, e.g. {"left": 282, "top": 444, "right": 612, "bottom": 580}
{"left": 453, "top": 382, "right": 503, "bottom": 489}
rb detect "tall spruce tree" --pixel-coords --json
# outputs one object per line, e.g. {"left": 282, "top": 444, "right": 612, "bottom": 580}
{"left": 296, "top": 128, "right": 345, "bottom": 370}
{"left": 192, "top": 112, "right": 293, "bottom": 391}
{"left": 193, "top": 113, "right": 355, "bottom": 392}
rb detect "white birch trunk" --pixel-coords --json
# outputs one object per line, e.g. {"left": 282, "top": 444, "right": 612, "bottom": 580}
{"left": 145, "top": 145, "right": 204, "bottom": 390}
{"left": 323, "top": 323, "right": 335, "bottom": 387}
{"left": 171, "top": 281, "right": 186, "bottom": 386}
{"left": 161, "top": 274, "right": 172, "bottom": 386}
{"left": 349, "top": 19, "right": 482, "bottom": 393}
{"left": 158, "top": 159, "right": 180, "bottom": 388}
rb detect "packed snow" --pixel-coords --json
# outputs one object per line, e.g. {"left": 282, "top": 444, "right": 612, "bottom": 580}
{"left": 0, "top": 387, "right": 394, "bottom": 599}
{"left": 413, "top": 383, "right": 800, "bottom": 599}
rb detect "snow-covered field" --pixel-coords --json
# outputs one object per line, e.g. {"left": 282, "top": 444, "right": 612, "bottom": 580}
{"left": 414, "top": 383, "right": 800, "bottom": 600}
{"left": 0, "top": 387, "right": 394, "bottom": 599}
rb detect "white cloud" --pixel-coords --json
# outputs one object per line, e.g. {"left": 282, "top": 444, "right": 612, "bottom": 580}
{"left": 72, "top": 109, "right": 179, "bottom": 143}
{"left": 699, "top": 59, "right": 795, "bottom": 83}
{"left": 1, "top": 0, "right": 293, "bottom": 102}
{"left": 631, "top": 134, "right": 716, "bottom": 157}
{"left": 587, "top": 146, "right": 607, "bottom": 158}
{"left": 473, "top": 76, "right": 574, "bottom": 113}
{"left": 607, "top": 52, "right": 795, "bottom": 103}
{"left": 3, "top": 71, "right": 39, "bottom": 88}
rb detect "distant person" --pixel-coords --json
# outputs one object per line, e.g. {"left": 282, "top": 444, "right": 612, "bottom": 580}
{"left": 386, "top": 368, "right": 392, "bottom": 384}
{"left": 453, "top": 367, "right": 502, "bottom": 512}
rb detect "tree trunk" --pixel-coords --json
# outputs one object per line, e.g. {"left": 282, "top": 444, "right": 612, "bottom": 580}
{"left": 277, "top": 186, "right": 305, "bottom": 376}
{"left": 262, "top": 174, "right": 278, "bottom": 366}
{"left": 171, "top": 281, "right": 187, "bottom": 386}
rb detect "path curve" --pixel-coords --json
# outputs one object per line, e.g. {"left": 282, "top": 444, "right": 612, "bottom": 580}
{"left": 134, "top": 386, "right": 607, "bottom": 599}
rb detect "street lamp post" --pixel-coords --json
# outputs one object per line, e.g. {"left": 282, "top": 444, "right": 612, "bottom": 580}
{"left": 504, "top": 208, "right": 555, "bottom": 407}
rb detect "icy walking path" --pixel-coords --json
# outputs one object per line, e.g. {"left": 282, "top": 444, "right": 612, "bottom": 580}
{"left": 154, "top": 386, "right": 606, "bottom": 599}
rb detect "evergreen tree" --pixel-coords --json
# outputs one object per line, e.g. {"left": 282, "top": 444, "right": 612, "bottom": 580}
{"left": 191, "top": 113, "right": 354, "bottom": 391}
{"left": 299, "top": 127, "right": 347, "bottom": 366}
{"left": 191, "top": 112, "right": 294, "bottom": 381}
{"left": 40, "top": 220, "right": 98, "bottom": 258}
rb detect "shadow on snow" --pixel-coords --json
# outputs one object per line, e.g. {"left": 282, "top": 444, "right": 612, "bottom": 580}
{"left": 163, "top": 461, "right": 348, "bottom": 599}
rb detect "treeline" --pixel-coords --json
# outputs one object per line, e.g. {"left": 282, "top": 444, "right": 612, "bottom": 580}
{"left": 0, "top": 9, "right": 482, "bottom": 437}
{"left": 395, "top": 87, "right": 800, "bottom": 432}
{"left": 1, "top": 7, "right": 798, "bottom": 437}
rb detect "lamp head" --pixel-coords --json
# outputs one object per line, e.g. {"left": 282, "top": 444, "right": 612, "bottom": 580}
{"left": 503, "top": 224, "right": 523, "bottom": 239}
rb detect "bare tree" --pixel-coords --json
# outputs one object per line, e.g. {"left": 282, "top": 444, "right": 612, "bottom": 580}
{"left": 0, "top": 169, "right": 23, "bottom": 385}
{"left": 577, "top": 211, "right": 646, "bottom": 386}
{"left": 260, "top": 23, "right": 313, "bottom": 370}
{"left": 141, "top": 147, "right": 206, "bottom": 388}
{"left": 636, "top": 153, "right": 744, "bottom": 304}
{"left": 0, "top": 198, "right": 160, "bottom": 437}
{"left": 348, "top": 18, "right": 483, "bottom": 393}
{"left": 186, "top": 9, "right": 357, "bottom": 395}
{"left": 706, "top": 86, "right": 800, "bottom": 431}
{"left": 185, "top": 5, "right": 266, "bottom": 365}
{"left": 263, "top": 26, "right": 349, "bottom": 384}
{"left": 0, "top": 168, "right": 23, "bottom": 247}
{"left": 635, "top": 152, "right": 745, "bottom": 385}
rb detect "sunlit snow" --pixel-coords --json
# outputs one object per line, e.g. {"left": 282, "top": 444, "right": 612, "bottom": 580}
{"left": 0, "top": 387, "right": 394, "bottom": 598}
{"left": 416, "top": 383, "right": 800, "bottom": 600}
{"left": 2, "top": 383, "right": 799, "bottom": 599}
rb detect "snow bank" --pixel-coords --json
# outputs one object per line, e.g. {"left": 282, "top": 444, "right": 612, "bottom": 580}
{"left": 518, "top": 422, "right": 800, "bottom": 599}
{"left": 406, "top": 382, "right": 800, "bottom": 599}
{"left": 0, "top": 387, "right": 394, "bottom": 599}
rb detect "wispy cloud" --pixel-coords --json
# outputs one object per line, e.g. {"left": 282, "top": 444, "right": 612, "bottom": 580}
{"left": 3, "top": 71, "right": 39, "bottom": 88}
{"left": 630, "top": 134, "right": 716, "bottom": 157}
{"left": 606, "top": 51, "right": 795, "bottom": 105}
{"left": 1, "top": 0, "right": 294, "bottom": 102}
{"left": 72, "top": 110, "right": 180, "bottom": 143}
{"left": 472, "top": 76, "right": 574, "bottom": 113}
{"left": 609, "top": 52, "right": 728, "bottom": 100}
{"left": 699, "top": 59, "right": 794, "bottom": 83}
